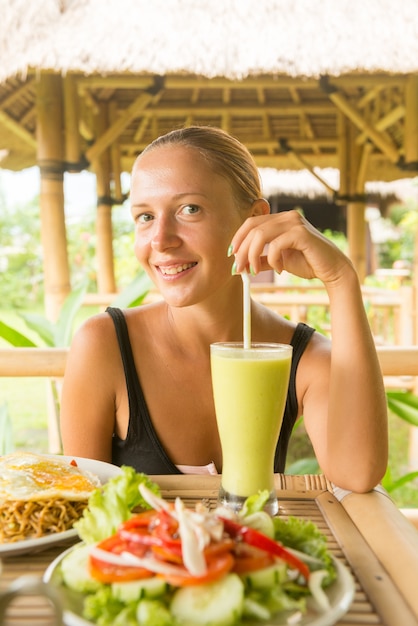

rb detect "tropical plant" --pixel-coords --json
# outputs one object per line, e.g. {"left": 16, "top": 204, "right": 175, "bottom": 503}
{"left": 0, "top": 271, "right": 152, "bottom": 348}
{"left": 0, "top": 403, "right": 14, "bottom": 455}
{"left": 287, "top": 393, "right": 418, "bottom": 499}
{"left": 0, "top": 270, "right": 153, "bottom": 451}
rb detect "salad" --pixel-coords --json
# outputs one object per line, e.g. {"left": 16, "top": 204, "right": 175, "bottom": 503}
{"left": 54, "top": 467, "right": 338, "bottom": 626}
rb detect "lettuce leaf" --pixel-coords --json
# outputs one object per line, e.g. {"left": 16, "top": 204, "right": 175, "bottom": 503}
{"left": 74, "top": 466, "right": 160, "bottom": 544}
{"left": 273, "top": 516, "right": 336, "bottom": 584}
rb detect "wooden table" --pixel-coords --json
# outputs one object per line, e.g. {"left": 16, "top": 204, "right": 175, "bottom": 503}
{"left": 1, "top": 474, "right": 418, "bottom": 626}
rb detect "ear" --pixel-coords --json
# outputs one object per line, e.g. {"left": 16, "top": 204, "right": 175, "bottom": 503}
{"left": 251, "top": 198, "right": 270, "bottom": 217}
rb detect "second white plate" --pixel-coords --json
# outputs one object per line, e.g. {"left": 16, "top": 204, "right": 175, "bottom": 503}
{"left": 0, "top": 456, "right": 122, "bottom": 557}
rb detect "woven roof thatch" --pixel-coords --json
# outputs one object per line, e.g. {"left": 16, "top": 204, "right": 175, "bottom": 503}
{"left": 2, "top": 0, "right": 418, "bottom": 81}
{"left": 1, "top": 0, "right": 418, "bottom": 180}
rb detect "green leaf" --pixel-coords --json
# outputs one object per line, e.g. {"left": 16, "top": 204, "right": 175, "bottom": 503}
{"left": 19, "top": 313, "right": 55, "bottom": 346}
{"left": 285, "top": 457, "right": 320, "bottom": 475}
{"left": 111, "top": 272, "right": 153, "bottom": 308}
{"left": 0, "top": 320, "right": 37, "bottom": 347}
{"left": 383, "top": 469, "right": 418, "bottom": 493}
{"left": 386, "top": 395, "right": 418, "bottom": 427}
{"left": 386, "top": 391, "right": 418, "bottom": 410}
{"left": 74, "top": 466, "right": 161, "bottom": 544}
{"left": 54, "top": 280, "right": 89, "bottom": 346}
{"left": 0, "top": 404, "right": 14, "bottom": 455}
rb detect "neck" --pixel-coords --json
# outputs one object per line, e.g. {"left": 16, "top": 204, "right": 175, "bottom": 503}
{"left": 164, "top": 279, "right": 245, "bottom": 353}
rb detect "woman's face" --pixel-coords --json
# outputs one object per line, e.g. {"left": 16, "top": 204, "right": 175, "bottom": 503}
{"left": 130, "top": 145, "right": 248, "bottom": 307}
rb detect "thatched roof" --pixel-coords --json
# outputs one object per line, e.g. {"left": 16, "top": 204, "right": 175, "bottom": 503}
{"left": 2, "top": 0, "right": 418, "bottom": 81}
{"left": 1, "top": 0, "right": 418, "bottom": 181}
{"left": 261, "top": 168, "right": 418, "bottom": 202}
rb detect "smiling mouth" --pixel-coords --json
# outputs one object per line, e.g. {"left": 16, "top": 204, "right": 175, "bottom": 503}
{"left": 159, "top": 263, "right": 197, "bottom": 276}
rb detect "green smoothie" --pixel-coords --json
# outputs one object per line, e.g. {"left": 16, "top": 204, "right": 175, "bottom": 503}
{"left": 210, "top": 343, "right": 292, "bottom": 499}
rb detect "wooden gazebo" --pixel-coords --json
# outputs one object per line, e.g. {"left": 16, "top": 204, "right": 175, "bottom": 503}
{"left": 1, "top": 0, "right": 418, "bottom": 319}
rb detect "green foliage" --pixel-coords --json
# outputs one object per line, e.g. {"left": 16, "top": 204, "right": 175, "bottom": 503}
{"left": 0, "top": 199, "right": 44, "bottom": 307}
{"left": 287, "top": 390, "right": 418, "bottom": 498}
{"left": 382, "top": 466, "right": 418, "bottom": 494}
{"left": 0, "top": 271, "right": 151, "bottom": 349}
{"left": 0, "top": 194, "right": 139, "bottom": 307}
{"left": 0, "top": 404, "right": 14, "bottom": 455}
{"left": 0, "top": 280, "right": 89, "bottom": 348}
{"left": 386, "top": 391, "right": 418, "bottom": 427}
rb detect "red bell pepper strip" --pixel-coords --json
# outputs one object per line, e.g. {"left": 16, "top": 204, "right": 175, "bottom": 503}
{"left": 220, "top": 517, "right": 310, "bottom": 581}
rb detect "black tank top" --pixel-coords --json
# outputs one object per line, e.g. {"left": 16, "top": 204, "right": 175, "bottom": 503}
{"left": 107, "top": 307, "right": 315, "bottom": 475}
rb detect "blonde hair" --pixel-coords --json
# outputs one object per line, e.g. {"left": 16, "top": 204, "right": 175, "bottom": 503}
{"left": 138, "top": 126, "right": 263, "bottom": 210}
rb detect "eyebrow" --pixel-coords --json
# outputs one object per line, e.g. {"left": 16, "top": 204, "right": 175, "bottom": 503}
{"left": 131, "top": 191, "right": 209, "bottom": 208}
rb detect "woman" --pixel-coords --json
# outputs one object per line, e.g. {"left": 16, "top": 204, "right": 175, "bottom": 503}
{"left": 60, "top": 125, "right": 388, "bottom": 492}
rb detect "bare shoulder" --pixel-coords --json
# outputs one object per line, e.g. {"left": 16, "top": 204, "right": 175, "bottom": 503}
{"left": 296, "top": 328, "right": 331, "bottom": 403}
{"left": 70, "top": 311, "right": 118, "bottom": 356}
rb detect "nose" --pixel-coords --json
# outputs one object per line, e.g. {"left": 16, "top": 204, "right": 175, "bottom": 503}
{"left": 150, "top": 215, "right": 182, "bottom": 252}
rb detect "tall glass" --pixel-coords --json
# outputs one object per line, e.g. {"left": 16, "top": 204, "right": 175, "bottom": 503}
{"left": 210, "top": 342, "right": 292, "bottom": 515}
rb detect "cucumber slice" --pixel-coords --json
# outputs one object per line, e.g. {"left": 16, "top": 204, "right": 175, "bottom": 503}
{"left": 170, "top": 573, "right": 244, "bottom": 626}
{"left": 243, "top": 597, "right": 271, "bottom": 620}
{"left": 241, "top": 562, "right": 287, "bottom": 590}
{"left": 112, "top": 577, "right": 168, "bottom": 602}
{"left": 61, "top": 544, "right": 101, "bottom": 593}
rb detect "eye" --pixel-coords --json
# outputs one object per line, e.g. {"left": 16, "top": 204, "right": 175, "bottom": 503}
{"left": 181, "top": 204, "right": 200, "bottom": 216}
{"left": 136, "top": 212, "right": 154, "bottom": 224}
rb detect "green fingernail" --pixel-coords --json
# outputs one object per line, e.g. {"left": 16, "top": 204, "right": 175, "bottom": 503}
{"left": 227, "top": 244, "right": 234, "bottom": 257}
{"left": 231, "top": 261, "right": 237, "bottom": 275}
{"left": 250, "top": 265, "right": 256, "bottom": 276}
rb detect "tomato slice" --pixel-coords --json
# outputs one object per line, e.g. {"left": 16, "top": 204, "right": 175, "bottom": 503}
{"left": 119, "top": 510, "right": 157, "bottom": 530}
{"left": 89, "top": 557, "right": 153, "bottom": 583}
{"left": 89, "top": 533, "right": 154, "bottom": 583}
{"left": 220, "top": 517, "right": 310, "bottom": 581}
{"left": 162, "top": 552, "right": 235, "bottom": 587}
{"left": 232, "top": 543, "right": 276, "bottom": 574}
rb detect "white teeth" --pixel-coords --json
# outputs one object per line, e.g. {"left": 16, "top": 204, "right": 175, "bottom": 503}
{"left": 160, "top": 263, "right": 195, "bottom": 275}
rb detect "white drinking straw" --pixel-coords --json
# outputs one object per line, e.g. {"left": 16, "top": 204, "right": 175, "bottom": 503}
{"left": 241, "top": 271, "right": 251, "bottom": 349}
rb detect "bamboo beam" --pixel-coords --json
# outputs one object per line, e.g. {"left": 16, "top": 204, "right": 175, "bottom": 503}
{"left": 1, "top": 346, "right": 417, "bottom": 378}
{"left": 376, "top": 347, "right": 418, "bottom": 376}
{"left": 107, "top": 103, "right": 336, "bottom": 116}
{"left": 0, "top": 349, "right": 68, "bottom": 377}
{"left": 321, "top": 79, "right": 400, "bottom": 163}
{"left": 356, "top": 104, "right": 405, "bottom": 146}
{"left": 76, "top": 74, "right": 407, "bottom": 91}
{"left": 0, "top": 78, "right": 35, "bottom": 109}
{"left": 0, "top": 110, "right": 37, "bottom": 148}
{"left": 282, "top": 143, "right": 337, "bottom": 195}
{"left": 85, "top": 90, "right": 159, "bottom": 164}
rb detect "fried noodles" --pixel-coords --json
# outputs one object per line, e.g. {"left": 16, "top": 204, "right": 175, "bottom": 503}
{"left": 0, "top": 498, "right": 88, "bottom": 543}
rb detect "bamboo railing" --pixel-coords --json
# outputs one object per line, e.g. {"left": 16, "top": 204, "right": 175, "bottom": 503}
{"left": 0, "top": 345, "right": 417, "bottom": 378}
{"left": 84, "top": 282, "right": 416, "bottom": 346}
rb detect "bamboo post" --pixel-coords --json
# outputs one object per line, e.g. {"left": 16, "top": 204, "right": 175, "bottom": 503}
{"left": 109, "top": 101, "right": 123, "bottom": 202}
{"left": 339, "top": 115, "right": 367, "bottom": 283}
{"left": 404, "top": 76, "right": 418, "bottom": 167}
{"left": 36, "top": 72, "right": 71, "bottom": 322}
{"left": 337, "top": 112, "right": 348, "bottom": 199}
{"left": 93, "top": 102, "right": 116, "bottom": 294}
{"left": 63, "top": 73, "right": 81, "bottom": 170}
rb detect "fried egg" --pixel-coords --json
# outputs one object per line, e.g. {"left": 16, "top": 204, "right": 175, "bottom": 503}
{"left": 0, "top": 452, "right": 102, "bottom": 501}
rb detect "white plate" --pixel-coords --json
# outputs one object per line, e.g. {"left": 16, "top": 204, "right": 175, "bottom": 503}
{"left": 0, "top": 456, "right": 122, "bottom": 557}
{"left": 44, "top": 547, "right": 355, "bottom": 626}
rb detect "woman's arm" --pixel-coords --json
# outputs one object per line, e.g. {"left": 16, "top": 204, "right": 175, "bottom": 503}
{"left": 231, "top": 210, "right": 388, "bottom": 492}
{"left": 60, "top": 315, "right": 119, "bottom": 463}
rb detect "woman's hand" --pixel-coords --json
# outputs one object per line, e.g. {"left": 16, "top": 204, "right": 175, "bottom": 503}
{"left": 230, "top": 210, "right": 353, "bottom": 288}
